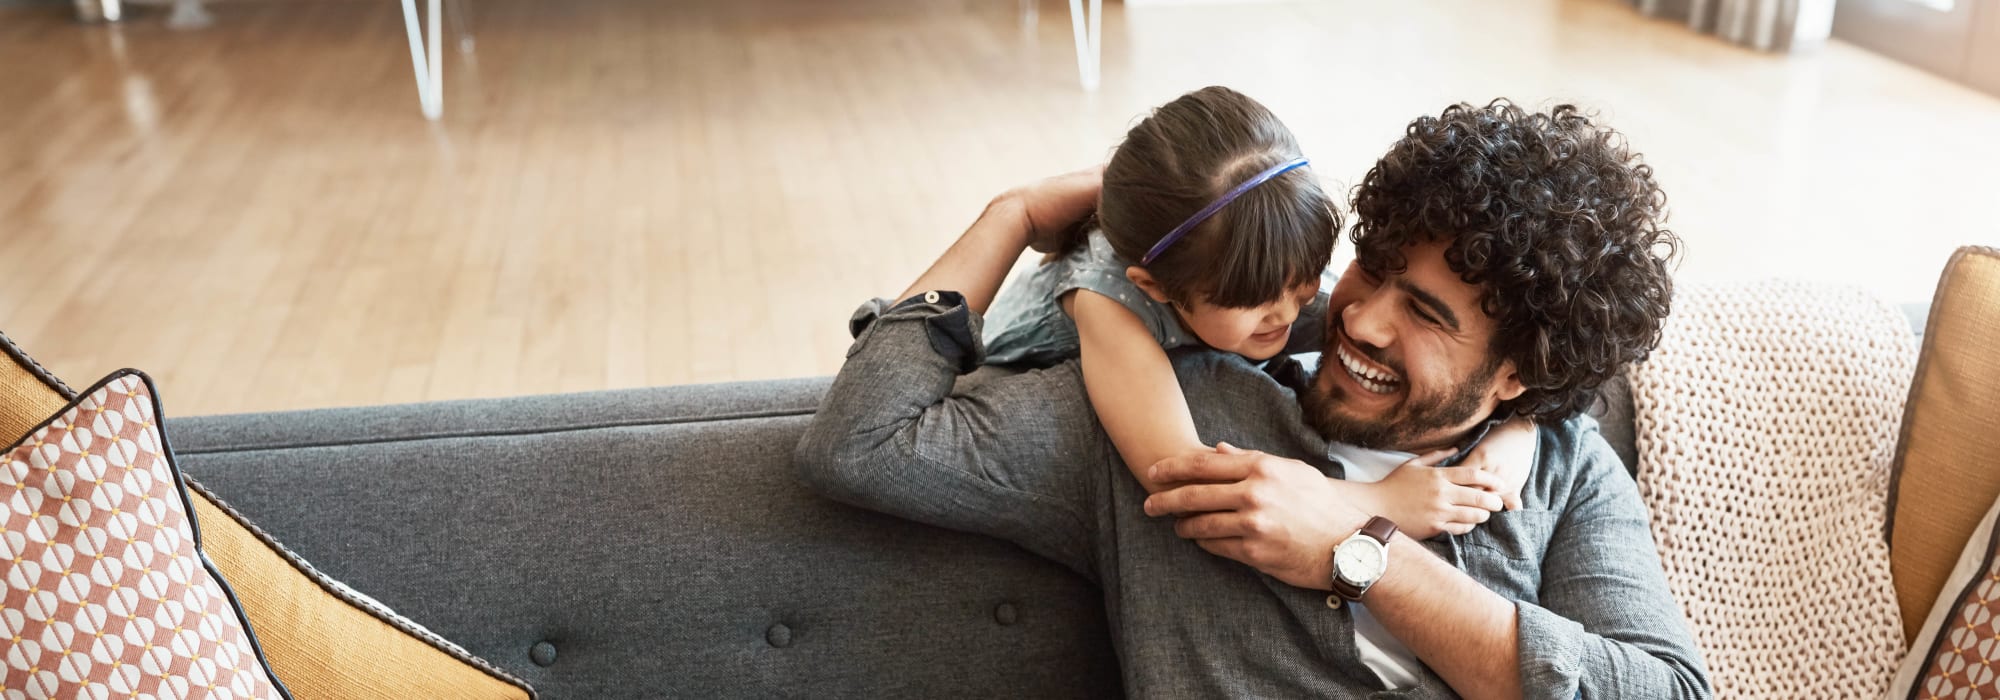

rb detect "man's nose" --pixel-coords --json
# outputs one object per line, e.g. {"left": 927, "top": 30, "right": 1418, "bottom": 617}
{"left": 1341, "top": 290, "right": 1394, "bottom": 348}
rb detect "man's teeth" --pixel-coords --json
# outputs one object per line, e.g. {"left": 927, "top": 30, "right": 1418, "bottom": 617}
{"left": 1337, "top": 345, "right": 1400, "bottom": 395}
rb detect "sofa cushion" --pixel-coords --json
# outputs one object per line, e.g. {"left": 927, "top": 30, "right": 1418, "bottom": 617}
{"left": 0, "top": 334, "right": 534, "bottom": 700}
{"left": 1628, "top": 280, "right": 1913, "bottom": 699}
{"left": 1887, "top": 486, "right": 2000, "bottom": 699}
{"left": 3, "top": 370, "right": 289, "bottom": 699}
{"left": 165, "top": 377, "right": 1122, "bottom": 697}
{"left": 1891, "top": 246, "right": 2000, "bottom": 644}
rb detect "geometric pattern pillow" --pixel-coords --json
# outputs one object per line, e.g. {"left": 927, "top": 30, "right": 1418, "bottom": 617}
{"left": 1889, "top": 487, "right": 2000, "bottom": 700}
{"left": 2, "top": 370, "right": 289, "bottom": 699}
{"left": 0, "top": 330, "right": 532, "bottom": 700}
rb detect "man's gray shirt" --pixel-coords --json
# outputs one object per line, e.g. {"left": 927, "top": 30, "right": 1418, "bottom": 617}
{"left": 794, "top": 293, "right": 1709, "bottom": 699}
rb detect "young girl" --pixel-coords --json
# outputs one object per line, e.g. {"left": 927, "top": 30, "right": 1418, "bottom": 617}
{"left": 983, "top": 87, "right": 1533, "bottom": 538}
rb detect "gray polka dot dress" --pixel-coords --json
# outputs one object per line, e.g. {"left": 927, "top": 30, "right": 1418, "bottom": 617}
{"left": 983, "top": 231, "right": 1332, "bottom": 367}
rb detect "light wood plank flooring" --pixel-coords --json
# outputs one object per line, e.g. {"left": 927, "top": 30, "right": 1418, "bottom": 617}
{"left": 2, "top": 0, "right": 1996, "bottom": 415}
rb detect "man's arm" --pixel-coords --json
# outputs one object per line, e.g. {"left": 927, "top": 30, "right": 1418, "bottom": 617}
{"left": 1362, "top": 425, "right": 1708, "bottom": 700}
{"left": 1143, "top": 432, "right": 1709, "bottom": 699}
{"left": 1492, "top": 424, "right": 1711, "bottom": 699}
{"left": 895, "top": 195, "right": 1032, "bottom": 315}
{"left": 897, "top": 165, "right": 1104, "bottom": 313}
{"left": 794, "top": 172, "right": 1112, "bottom": 579}
{"left": 1364, "top": 535, "right": 1524, "bottom": 699}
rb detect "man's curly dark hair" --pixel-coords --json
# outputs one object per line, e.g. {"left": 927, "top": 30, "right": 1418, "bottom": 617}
{"left": 1350, "top": 100, "right": 1679, "bottom": 420}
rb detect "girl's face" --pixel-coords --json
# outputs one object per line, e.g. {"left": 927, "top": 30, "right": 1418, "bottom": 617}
{"left": 1138, "top": 276, "right": 1320, "bottom": 362}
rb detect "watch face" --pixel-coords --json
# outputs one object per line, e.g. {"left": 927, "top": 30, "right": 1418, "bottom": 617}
{"left": 1335, "top": 538, "right": 1386, "bottom": 586}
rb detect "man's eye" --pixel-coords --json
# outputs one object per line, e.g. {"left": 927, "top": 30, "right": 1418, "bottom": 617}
{"left": 1410, "top": 303, "right": 1438, "bottom": 325}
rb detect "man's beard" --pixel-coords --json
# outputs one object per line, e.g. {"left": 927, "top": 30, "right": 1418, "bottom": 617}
{"left": 1300, "top": 350, "right": 1500, "bottom": 451}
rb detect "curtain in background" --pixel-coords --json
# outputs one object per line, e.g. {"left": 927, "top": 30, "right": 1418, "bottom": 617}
{"left": 1635, "top": 0, "right": 1839, "bottom": 51}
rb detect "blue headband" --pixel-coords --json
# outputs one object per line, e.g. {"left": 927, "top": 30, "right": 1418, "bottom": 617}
{"left": 1139, "top": 156, "right": 1312, "bottom": 266}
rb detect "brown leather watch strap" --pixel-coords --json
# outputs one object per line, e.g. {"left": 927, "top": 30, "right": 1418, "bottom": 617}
{"left": 1330, "top": 574, "right": 1366, "bottom": 602}
{"left": 1360, "top": 515, "right": 1398, "bottom": 545}
{"left": 1330, "top": 516, "right": 1399, "bottom": 602}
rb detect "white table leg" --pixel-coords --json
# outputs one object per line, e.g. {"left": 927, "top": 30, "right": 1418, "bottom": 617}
{"left": 400, "top": 0, "right": 443, "bottom": 120}
{"left": 428, "top": 0, "right": 442, "bottom": 112}
{"left": 1088, "top": 0, "right": 1101, "bottom": 86}
{"left": 73, "top": 0, "right": 120, "bottom": 22}
{"left": 1067, "top": 0, "right": 1101, "bottom": 91}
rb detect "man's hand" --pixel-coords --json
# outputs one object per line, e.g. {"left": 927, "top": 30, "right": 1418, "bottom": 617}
{"left": 1142, "top": 443, "right": 1370, "bottom": 590}
{"left": 896, "top": 164, "right": 1102, "bottom": 314}
{"left": 1004, "top": 164, "right": 1105, "bottom": 254}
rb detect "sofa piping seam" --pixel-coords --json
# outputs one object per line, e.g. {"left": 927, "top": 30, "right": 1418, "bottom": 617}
{"left": 0, "top": 329, "right": 77, "bottom": 400}
{"left": 175, "top": 406, "right": 819, "bottom": 455}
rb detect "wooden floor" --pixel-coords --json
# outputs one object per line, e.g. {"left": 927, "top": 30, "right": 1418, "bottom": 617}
{"left": 2, "top": 0, "right": 1997, "bottom": 416}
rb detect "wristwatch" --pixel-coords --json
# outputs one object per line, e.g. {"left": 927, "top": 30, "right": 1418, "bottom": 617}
{"left": 1329, "top": 516, "right": 1398, "bottom": 603}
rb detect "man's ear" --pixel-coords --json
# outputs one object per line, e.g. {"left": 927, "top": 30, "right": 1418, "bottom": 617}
{"left": 1493, "top": 361, "right": 1527, "bottom": 402}
{"left": 1124, "top": 266, "right": 1176, "bottom": 305}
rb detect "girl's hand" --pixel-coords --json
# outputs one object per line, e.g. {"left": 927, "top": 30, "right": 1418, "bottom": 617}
{"left": 1006, "top": 164, "right": 1105, "bottom": 253}
{"left": 1348, "top": 448, "right": 1510, "bottom": 539}
{"left": 1456, "top": 417, "right": 1537, "bottom": 512}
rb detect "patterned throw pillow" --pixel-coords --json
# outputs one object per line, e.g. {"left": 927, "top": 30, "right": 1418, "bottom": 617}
{"left": 0, "top": 331, "right": 532, "bottom": 700}
{"left": 1888, "top": 490, "right": 2000, "bottom": 700}
{"left": 2, "top": 370, "right": 290, "bottom": 699}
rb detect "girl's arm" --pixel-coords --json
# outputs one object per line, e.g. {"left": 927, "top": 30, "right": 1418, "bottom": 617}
{"left": 1454, "top": 417, "right": 1539, "bottom": 511}
{"left": 1355, "top": 420, "right": 1536, "bottom": 540}
{"left": 1065, "top": 289, "right": 1208, "bottom": 494}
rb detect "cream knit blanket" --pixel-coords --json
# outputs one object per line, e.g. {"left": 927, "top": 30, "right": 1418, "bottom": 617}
{"left": 1628, "top": 280, "right": 1915, "bottom": 699}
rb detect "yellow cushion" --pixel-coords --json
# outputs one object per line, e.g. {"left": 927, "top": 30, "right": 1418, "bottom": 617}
{"left": 0, "top": 332, "right": 69, "bottom": 445}
{"left": 1890, "top": 245, "right": 2000, "bottom": 644}
{"left": 0, "top": 334, "right": 533, "bottom": 700}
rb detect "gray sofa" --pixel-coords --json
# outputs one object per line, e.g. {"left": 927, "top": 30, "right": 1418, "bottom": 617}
{"left": 162, "top": 365, "right": 1641, "bottom": 698}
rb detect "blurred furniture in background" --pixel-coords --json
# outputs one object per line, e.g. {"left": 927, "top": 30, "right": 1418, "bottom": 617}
{"left": 1631, "top": 0, "right": 2000, "bottom": 97}
{"left": 1068, "top": 0, "right": 1102, "bottom": 90}
{"left": 1633, "top": 0, "right": 1838, "bottom": 51}
{"left": 72, "top": 0, "right": 210, "bottom": 28}
{"left": 71, "top": 0, "right": 119, "bottom": 22}
{"left": 399, "top": 0, "right": 477, "bottom": 119}
{"left": 402, "top": 0, "right": 443, "bottom": 119}
{"left": 67, "top": 0, "right": 466, "bottom": 117}
{"left": 1834, "top": 0, "right": 2000, "bottom": 96}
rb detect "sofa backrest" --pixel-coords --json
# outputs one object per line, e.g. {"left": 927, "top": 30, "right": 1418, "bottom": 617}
{"left": 168, "top": 378, "right": 1120, "bottom": 698}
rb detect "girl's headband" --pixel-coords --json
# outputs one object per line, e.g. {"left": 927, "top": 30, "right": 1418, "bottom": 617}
{"left": 1139, "top": 156, "right": 1311, "bottom": 266}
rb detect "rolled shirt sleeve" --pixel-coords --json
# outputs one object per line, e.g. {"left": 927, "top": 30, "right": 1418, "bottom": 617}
{"left": 1513, "top": 420, "right": 1711, "bottom": 699}
{"left": 799, "top": 292, "right": 1111, "bottom": 580}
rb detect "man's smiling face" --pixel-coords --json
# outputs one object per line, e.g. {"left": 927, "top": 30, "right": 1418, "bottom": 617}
{"left": 1301, "top": 240, "right": 1526, "bottom": 452}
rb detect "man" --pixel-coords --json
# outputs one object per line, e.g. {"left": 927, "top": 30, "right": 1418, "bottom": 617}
{"left": 794, "top": 101, "right": 1708, "bottom": 699}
